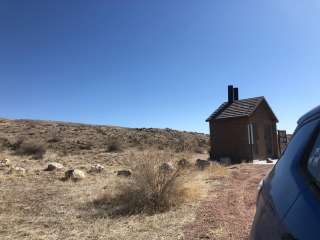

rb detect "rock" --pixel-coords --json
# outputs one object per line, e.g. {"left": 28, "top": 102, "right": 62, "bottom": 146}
{"left": 159, "top": 162, "right": 174, "bottom": 173}
{"left": 90, "top": 164, "right": 104, "bottom": 173}
{"left": 0, "top": 158, "right": 11, "bottom": 168}
{"left": 117, "top": 170, "right": 131, "bottom": 177}
{"left": 178, "top": 158, "right": 190, "bottom": 168}
{"left": 195, "top": 159, "right": 210, "bottom": 170}
{"left": 9, "top": 166, "right": 26, "bottom": 175}
{"left": 266, "top": 158, "right": 273, "bottom": 163}
{"left": 46, "top": 162, "right": 64, "bottom": 171}
{"left": 65, "top": 169, "right": 85, "bottom": 181}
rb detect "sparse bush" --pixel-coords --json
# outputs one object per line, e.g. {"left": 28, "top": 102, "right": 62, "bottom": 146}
{"left": 14, "top": 140, "right": 46, "bottom": 159}
{"left": 47, "top": 128, "right": 61, "bottom": 143}
{"left": 98, "top": 151, "right": 188, "bottom": 215}
{"left": 95, "top": 127, "right": 106, "bottom": 135}
{"left": 193, "top": 146, "right": 204, "bottom": 154}
{"left": 178, "top": 158, "right": 190, "bottom": 168}
{"left": 106, "top": 140, "right": 122, "bottom": 152}
{"left": 10, "top": 137, "right": 24, "bottom": 151}
{"left": 0, "top": 137, "right": 11, "bottom": 150}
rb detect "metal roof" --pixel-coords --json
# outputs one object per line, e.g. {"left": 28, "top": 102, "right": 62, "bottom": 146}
{"left": 206, "top": 96, "right": 278, "bottom": 122}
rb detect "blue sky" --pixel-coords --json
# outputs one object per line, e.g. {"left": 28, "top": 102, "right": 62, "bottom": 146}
{"left": 0, "top": 1, "right": 319, "bottom": 133}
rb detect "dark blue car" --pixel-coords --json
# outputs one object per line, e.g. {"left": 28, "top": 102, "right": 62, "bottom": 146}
{"left": 250, "top": 106, "right": 320, "bottom": 240}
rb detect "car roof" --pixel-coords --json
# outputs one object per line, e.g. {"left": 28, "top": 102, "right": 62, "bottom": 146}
{"left": 298, "top": 105, "right": 320, "bottom": 125}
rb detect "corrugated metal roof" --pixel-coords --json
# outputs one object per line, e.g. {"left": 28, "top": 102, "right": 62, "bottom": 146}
{"left": 206, "top": 97, "right": 277, "bottom": 121}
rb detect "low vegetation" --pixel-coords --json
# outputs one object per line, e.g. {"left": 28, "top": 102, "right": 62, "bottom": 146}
{"left": 0, "top": 118, "right": 222, "bottom": 240}
{"left": 10, "top": 137, "right": 46, "bottom": 159}
{"left": 106, "top": 140, "right": 122, "bottom": 152}
{"left": 47, "top": 127, "right": 61, "bottom": 143}
{"left": 0, "top": 119, "right": 209, "bottom": 155}
{"left": 95, "top": 151, "right": 193, "bottom": 215}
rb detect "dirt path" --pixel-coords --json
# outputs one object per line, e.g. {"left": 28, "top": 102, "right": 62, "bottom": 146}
{"left": 183, "top": 164, "right": 273, "bottom": 240}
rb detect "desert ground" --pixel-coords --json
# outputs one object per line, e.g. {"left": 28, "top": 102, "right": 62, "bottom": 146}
{"left": 0, "top": 119, "right": 272, "bottom": 240}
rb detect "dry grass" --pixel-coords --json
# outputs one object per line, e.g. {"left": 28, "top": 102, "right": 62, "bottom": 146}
{"left": 94, "top": 151, "right": 199, "bottom": 216}
{"left": 207, "top": 161, "right": 229, "bottom": 178}
{"left": 0, "top": 119, "right": 209, "bottom": 155}
{"left": 15, "top": 141, "right": 46, "bottom": 159}
{"left": 8, "top": 137, "right": 46, "bottom": 159}
{"left": 0, "top": 119, "right": 212, "bottom": 240}
{"left": 0, "top": 149, "right": 210, "bottom": 240}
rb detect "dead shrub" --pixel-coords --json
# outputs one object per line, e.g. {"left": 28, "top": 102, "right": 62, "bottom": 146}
{"left": 193, "top": 146, "right": 204, "bottom": 154}
{"left": 13, "top": 139, "right": 46, "bottom": 159}
{"left": 47, "top": 128, "right": 61, "bottom": 143}
{"left": 97, "top": 151, "right": 188, "bottom": 215}
{"left": 9, "top": 137, "right": 24, "bottom": 151}
{"left": 0, "top": 137, "right": 11, "bottom": 150}
{"left": 106, "top": 140, "right": 122, "bottom": 152}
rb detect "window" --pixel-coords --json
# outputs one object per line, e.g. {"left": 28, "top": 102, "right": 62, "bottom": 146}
{"left": 307, "top": 132, "right": 320, "bottom": 182}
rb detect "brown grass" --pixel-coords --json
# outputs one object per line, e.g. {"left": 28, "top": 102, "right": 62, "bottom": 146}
{"left": 207, "top": 161, "right": 229, "bottom": 178}
{"left": 0, "top": 149, "right": 210, "bottom": 240}
{"left": 94, "top": 151, "right": 198, "bottom": 216}
{"left": 0, "top": 119, "right": 211, "bottom": 240}
{"left": 0, "top": 118, "right": 209, "bottom": 155}
{"left": 12, "top": 138, "right": 46, "bottom": 159}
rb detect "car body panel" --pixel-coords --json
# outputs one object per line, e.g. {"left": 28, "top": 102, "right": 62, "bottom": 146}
{"left": 250, "top": 107, "right": 320, "bottom": 240}
{"left": 250, "top": 191, "right": 285, "bottom": 239}
{"left": 282, "top": 190, "right": 320, "bottom": 240}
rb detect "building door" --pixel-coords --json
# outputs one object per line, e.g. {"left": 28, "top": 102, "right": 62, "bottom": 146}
{"left": 264, "top": 124, "right": 273, "bottom": 156}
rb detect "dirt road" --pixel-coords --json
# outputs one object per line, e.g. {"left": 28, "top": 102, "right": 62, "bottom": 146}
{"left": 184, "top": 164, "right": 273, "bottom": 240}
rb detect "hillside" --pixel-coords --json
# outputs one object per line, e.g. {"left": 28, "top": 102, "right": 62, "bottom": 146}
{"left": 0, "top": 118, "right": 209, "bottom": 155}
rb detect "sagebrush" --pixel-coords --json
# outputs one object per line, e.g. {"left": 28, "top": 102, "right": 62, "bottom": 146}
{"left": 11, "top": 138, "right": 46, "bottom": 159}
{"left": 96, "top": 151, "right": 190, "bottom": 215}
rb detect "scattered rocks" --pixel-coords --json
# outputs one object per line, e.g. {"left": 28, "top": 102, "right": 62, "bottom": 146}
{"left": 90, "top": 164, "right": 104, "bottom": 173}
{"left": 117, "top": 170, "right": 131, "bottom": 177}
{"left": 9, "top": 166, "right": 26, "bottom": 175}
{"left": 159, "top": 162, "right": 174, "bottom": 173}
{"left": 64, "top": 169, "right": 86, "bottom": 181}
{"left": 178, "top": 158, "right": 190, "bottom": 168}
{"left": 45, "top": 162, "right": 64, "bottom": 171}
{"left": 195, "top": 159, "right": 210, "bottom": 170}
{"left": 0, "top": 158, "right": 11, "bottom": 168}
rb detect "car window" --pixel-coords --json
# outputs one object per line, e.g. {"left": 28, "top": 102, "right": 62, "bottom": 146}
{"left": 307, "top": 131, "right": 320, "bottom": 182}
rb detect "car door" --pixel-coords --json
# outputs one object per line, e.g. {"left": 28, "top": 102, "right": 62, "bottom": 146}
{"left": 279, "top": 120, "right": 320, "bottom": 240}
{"left": 251, "top": 118, "right": 320, "bottom": 240}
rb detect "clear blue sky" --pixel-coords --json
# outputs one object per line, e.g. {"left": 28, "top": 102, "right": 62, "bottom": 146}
{"left": 0, "top": 1, "right": 319, "bottom": 133}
